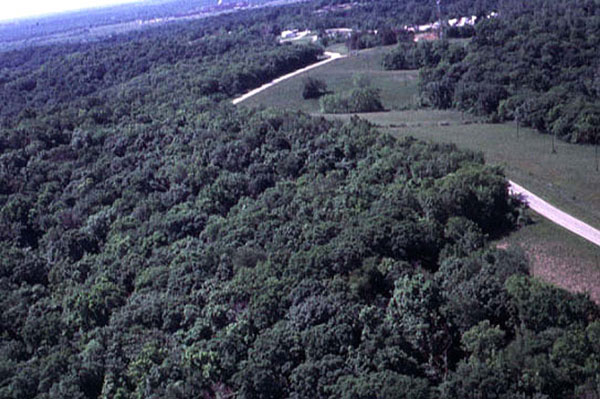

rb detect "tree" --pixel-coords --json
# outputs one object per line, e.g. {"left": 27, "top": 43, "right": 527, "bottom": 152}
{"left": 386, "top": 274, "right": 451, "bottom": 378}
{"left": 302, "top": 77, "right": 328, "bottom": 99}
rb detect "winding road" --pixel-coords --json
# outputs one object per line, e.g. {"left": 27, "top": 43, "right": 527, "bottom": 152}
{"left": 509, "top": 182, "right": 600, "bottom": 247}
{"left": 232, "top": 51, "right": 346, "bottom": 105}
{"left": 231, "top": 50, "right": 600, "bottom": 248}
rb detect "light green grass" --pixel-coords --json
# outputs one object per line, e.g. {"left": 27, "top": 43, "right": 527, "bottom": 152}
{"left": 242, "top": 46, "right": 420, "bottom": 113}
{"left": 325, "top": 42, "right": 349, "bottom": 55}
{"left": 320, "top": 109, "right": 468, "bottom": 125}
{"left": 379, "top": 113, "right": 600, "bottom": 230}
{"left": 240, "top": 44, "right": 600, "bottom": 301}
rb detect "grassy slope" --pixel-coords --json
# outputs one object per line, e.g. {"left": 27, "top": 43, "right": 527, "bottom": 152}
{"left": 386, "top": 114, "right": 600, "bottom": 230}
{"left": 242, "top": 46, "right": 419, "bottom": 113}
{"left": 241, "top": 44, "right": 600, "bottom": 302}
{"left": 498, "top": 213, "right": 600, "bottom": 303}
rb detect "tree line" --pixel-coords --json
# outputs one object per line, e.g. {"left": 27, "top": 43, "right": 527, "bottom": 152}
{"left": 383, "top": 0, "right": 600, "bottom": 145}
{"left": 1, "top": 1, "right": 600, "bottom": 398}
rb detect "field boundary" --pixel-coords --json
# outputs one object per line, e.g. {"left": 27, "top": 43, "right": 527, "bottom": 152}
{"left": 232, "top": 51, "right": 345, "bottom": 105}
{"left": 231, "top": 52, "right": 600, "bottom": 249}
{"left": 509, "top": 181, "right": 600, "bottom": 247}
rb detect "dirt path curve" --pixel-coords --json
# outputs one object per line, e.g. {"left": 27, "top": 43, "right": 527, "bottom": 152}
{"left": 232, "top": 51, "right": 346, "bottom": 105}
{"left": 230, "top": 53, "right": 600, "bottom": 248}
{"left": 509, "top": 181, "right": 600, "bottom": 247}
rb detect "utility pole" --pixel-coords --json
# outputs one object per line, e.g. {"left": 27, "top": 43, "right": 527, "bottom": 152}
{"left": 437, "top": 0, "right": 443, "bottom": 40}
{"left": 514, "top": 105, "right": 520, "bottom": 139}
{"left": 594, "top": 135, "right": 600, "bottom": 172}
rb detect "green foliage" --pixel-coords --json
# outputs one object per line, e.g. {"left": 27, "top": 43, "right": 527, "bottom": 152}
{"left": 461, "top": 320, "right": 505, "bottom": 361}
{"left": 383, "top": 41, "right": 464, "bottom": 71}
{"left": 505, "top": 275, "right": 599, "bottom": 333}
{"left": 386, "top": 274, "right": 450, "bottom": 378}
{"left": 0, "top": 1, "right": 598, "bottom": 398}
{"left": 416, "top": 0, "right": 600, "bottom": 144}
{"left": 320, "top": 88, "right": 384, "bottom": 113}
{"left": 330, "top": 371, "right": 432, "bottom": 399}
{"left": 303, "top": 77, "right": 328, "bottom": 99}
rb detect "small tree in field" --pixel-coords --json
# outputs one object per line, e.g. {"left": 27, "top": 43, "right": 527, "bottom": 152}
{"left": 302, "top": 77, "right": 328, "bottom": 99}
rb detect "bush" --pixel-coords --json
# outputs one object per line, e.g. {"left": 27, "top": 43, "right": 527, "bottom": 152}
{"left": 320, "top": 88, "right": 384, "bottom": 113}
{"left": 302, "top": 77, "right": 328, "bottom": 99}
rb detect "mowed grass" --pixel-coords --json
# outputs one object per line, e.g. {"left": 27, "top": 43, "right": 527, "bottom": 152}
{"left": 497, "top": 212, "right": 600, "bottom": 304}
{"left": 381, "top": 113, "right": 600, "bottom": 230}
{"left": 240, "top": 45, "right": 600, "bottom": 301}
{"left": 242, "top": 45, "right": 419, "bottom": 113}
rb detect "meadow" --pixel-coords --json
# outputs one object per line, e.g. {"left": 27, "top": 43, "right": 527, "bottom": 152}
{"left": 245, "top": 44, "right": 600, "bottom": 230}
{"left": 242, "top": 46, "right": 420, "bottom": 112}
{"left": 242, "top": 44, "right": 600, "bottom": 302}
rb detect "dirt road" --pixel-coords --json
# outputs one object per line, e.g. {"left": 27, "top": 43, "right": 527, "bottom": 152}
{"left": 231, "top": 53, "right": 600, "bottom": 249}
{"left": 232, "top": 51, "right": 345, "bottom": 105}
{"left": 509, "top": 181, "right": 600, "bottom": 247}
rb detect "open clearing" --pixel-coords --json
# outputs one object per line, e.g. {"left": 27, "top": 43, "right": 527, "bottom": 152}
{"left": 242, "top": 46, "right": 419, "bottom": 113}
{"left": 232, "top": 51, "right": 346, "bottom": 105}
{"left": 239, "top": 44, "right": 600, "bottom": 302}
{"left": 381, "top": 112, "right": 600, "bottom": 230}
{"left": 498, "top": 214, "right": 600, "bottom": 303}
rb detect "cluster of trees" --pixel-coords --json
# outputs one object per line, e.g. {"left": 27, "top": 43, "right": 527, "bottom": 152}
{"left": 382, "top": 40, "right": 466, "bottom": 71}
{"left": 319, "top": 87, "right": 384, "bottom": 113}
{"left": 0, "top": 24, "right": 322, "bottom": 129}
{"left": 302, "top": 77, "right": 328, "bottom": 99}
{"left": 1, "top": 0, "right": 600, "bottom": 398}
{"left": 411, "top": 0, "right": 600, "bottom": 144}
{"left": 319, "top": 75, "right": 384, "bottom": 113}
{"left": 3, "top": 86, "right": 600, "bottom": 396}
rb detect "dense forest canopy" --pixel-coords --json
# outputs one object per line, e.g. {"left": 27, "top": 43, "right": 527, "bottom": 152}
{"left": 1, "top": 1, "right": 600, "bottom": 398}
{"left": 402, "top": 0, "right": 600, "bottom": 144}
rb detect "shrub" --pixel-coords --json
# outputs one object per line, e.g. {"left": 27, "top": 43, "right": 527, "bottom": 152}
{"left": 302, "top": 77, "right": 328, "bottom": 99}
{"left": 320, "top": 88, "right": 384, "bottom": 113}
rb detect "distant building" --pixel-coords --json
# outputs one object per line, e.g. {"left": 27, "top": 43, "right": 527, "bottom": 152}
{"left": 414, "top": 32, "right": 439, "bottom": 42}
{"left": 448, "top": 15, "right": 478, "bottom": 27}
{"left": 281, "top": 30, "right": 298, "bottom": 39}
{"left": 325, "top": 28, "right": 353, "bottom": 38}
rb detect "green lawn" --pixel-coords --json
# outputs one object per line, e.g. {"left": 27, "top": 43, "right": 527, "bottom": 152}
{"left": 240, "top": 44, "right": 600, "bottom": 302}
{"left": 324, "top": 42, "right": 350, "bottom": 55}
{"left": 242, "top": 46, "right": 420, "bottom": 113}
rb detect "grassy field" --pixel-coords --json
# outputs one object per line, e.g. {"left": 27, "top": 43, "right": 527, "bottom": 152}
{"left": 325, "top": 42, "right": 350, "bottom": 55}
{"left": 240, "top": 45, "right": 600, "bottom": 302}
{"left": 242, "top": 47, "right": 600, "bottom": 231}
{"left": 242, "top": 46, "right": 420, "bottom": 113}
{"left": 498, "top": 213, "right": 600, "bottom": 303}
{"left": 323, "top": 109, "right": 600, "bottom": 228}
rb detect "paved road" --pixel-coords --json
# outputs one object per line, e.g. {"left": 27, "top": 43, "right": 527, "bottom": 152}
{"left": 509, "top": 181, "right": 600, "bottom": 247}
{"left": 232, "top": 51, "right": 345, "bottom": 105}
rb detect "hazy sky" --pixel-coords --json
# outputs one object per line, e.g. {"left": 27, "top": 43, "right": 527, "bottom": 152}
{"left": 1, "top": 0, "right": 144, "bottom": 22}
